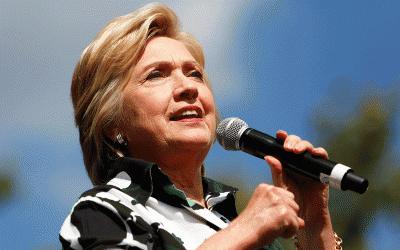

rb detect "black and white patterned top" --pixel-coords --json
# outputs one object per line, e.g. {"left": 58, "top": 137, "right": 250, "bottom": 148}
{"left": 59, "top": 157, "right": 282, "bottom": 249}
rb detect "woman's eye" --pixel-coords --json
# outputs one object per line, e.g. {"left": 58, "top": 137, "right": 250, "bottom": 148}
{"left": 146, "top": 70, "right": 164, "bottom": 81}
{"left": 188, "top": 70, "right": 203, "bottom": 80}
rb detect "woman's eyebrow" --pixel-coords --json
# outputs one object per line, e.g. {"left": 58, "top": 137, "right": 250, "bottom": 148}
{"left": 182, "top": 60, "right": 201, "bottom": 68}
{"left": 138, "top": 61, "right": 170, "bottom": 74}
{"left": 138, "top": 60, "right": 201, "bottom": 74}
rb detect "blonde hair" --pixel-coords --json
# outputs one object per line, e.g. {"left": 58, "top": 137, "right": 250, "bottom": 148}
{"left": 71, "top": 3, "right": 208, "bottom": 185}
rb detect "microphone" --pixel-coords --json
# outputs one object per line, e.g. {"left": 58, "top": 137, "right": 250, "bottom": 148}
{"left": 216, "top": 117, "right": 369, "bottom": 194}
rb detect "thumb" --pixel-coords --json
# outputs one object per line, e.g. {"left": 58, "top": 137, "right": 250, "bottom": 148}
{"left": 264, "top": 156, "right": 286, "bottom": 189}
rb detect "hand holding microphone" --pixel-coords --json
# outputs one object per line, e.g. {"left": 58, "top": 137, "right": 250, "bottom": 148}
{"left": 216, "top": 117, "right": 369, "bottom": 194}
{"left": 211, "top": 117, "right": 347, "bottom": 249}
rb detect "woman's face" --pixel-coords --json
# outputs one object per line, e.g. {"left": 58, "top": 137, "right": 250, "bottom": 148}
{"left": 121, "top": 36, "right": 216, "bottom": 160}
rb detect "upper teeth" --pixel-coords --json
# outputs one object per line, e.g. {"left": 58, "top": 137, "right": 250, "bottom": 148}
{"left": 181, "top": 110, "right": 198, "bottom": 116}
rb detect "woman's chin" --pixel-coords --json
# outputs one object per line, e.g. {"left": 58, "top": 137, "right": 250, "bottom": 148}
{"left": 171, "top": 132, "right": 213, "bottom": 148}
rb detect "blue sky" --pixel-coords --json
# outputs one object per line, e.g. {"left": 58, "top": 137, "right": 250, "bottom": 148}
{"left": 1, "top": 1, "right": 399, "bottom": 249}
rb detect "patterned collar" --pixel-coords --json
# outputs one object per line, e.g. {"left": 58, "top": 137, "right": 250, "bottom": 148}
{"left": 104, "top": 157, "right": 238, "bottom": 220}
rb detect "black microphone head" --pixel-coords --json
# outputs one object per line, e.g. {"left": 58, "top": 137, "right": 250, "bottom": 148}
{"left": 216, "top": 117, "right": 249, "bottom": 150}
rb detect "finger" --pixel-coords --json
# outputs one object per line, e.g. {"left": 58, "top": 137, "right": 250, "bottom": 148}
{"left": 288, "top": 196, "right": 300, "bottom": 212}
{"left": 265, "top": 155, "right": 286, "bottom": 188}
{"left": 274, "top": 193, "right": 300, "bottom": 215}
{"left": 283, "top": 135, "right": 301, "bottom": 151}
{"left": 311, "top": 147, "right": 329, "bottom": 159}
{"left": 282, "top": 214, "right": 302, "bottom": 238}
{"left": 297, "top": 217, "right": 305, "bottom": 229}
{"left": 276, "top": 130, "right": 288, "bottom": 141}
{"left": 271, "top": 185, "right": 296, "bottom": 202}
{"left": 293, "top": 140, "right": 314, "bottom": 154}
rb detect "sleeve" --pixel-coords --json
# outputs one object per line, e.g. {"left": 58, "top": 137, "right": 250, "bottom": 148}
{"left": 59, "top": 200, "right": 160, "bottom": 250}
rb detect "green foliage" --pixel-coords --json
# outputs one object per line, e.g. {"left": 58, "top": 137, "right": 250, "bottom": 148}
{"left": 312, "top": 82, "right": 400, "bottom": 249}
{"left": 0, "top": 174, "right": 13, "bottom": 201}
{"left": 217, "top": 81, "right": 399, "bottom": 249}
{"left": 0, "top": 159, "right": 16, "bottom": 203}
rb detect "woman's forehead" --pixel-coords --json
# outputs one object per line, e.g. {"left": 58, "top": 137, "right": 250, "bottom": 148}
{"left": 135, "top": 37, "right": 197, "bottom": 69}
{"left": 134, "top": 37, "right": 201, "bottom": 73}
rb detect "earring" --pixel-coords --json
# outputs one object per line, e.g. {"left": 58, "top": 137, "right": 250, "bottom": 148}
{"left": 116, "top": 133, "right": 128, "bottom": 147}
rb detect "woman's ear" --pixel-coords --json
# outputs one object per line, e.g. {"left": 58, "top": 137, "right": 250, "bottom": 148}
{"left": 103, "top": 127, "right": 128, "bottom": 158}
{"left": 104, "top": 127, "right": 119, "bottom": 142}
{"left": 106, "top": 125, "right": 128, "bottom": 146}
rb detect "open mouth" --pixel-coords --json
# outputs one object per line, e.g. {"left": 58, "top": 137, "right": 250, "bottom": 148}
{"left": 170, "top": 109, "right": 202, "bottom": 121}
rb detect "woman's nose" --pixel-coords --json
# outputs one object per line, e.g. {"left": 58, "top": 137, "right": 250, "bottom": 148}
{"left": 173, "top": 74, "right": 198, "bottom": 101}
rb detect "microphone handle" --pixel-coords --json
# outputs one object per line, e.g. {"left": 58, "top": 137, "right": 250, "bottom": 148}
{"left": 240, "top": 128, "right": 368, "bottom": 194}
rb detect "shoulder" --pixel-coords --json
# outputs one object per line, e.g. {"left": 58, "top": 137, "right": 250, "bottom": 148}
{"left": 61, "top": 183, "right": 147, "bottom": 227}
{"left": 59, "top": 185, "right": 153, "bottom": 249}
{"left": 71, "top": 185, "right": 133, "bottom": 218}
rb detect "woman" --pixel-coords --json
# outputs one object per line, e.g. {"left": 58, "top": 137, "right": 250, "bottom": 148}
{"left": 60, "top": 3, "right": 341, "bottom": 249}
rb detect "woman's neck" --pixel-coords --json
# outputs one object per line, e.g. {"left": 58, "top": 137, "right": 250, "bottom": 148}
{"left": 131, "top": 145, "right": 209, "bottom": 207}
{"left": 159, "top": 157, "right": 206, "bottom": 207}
